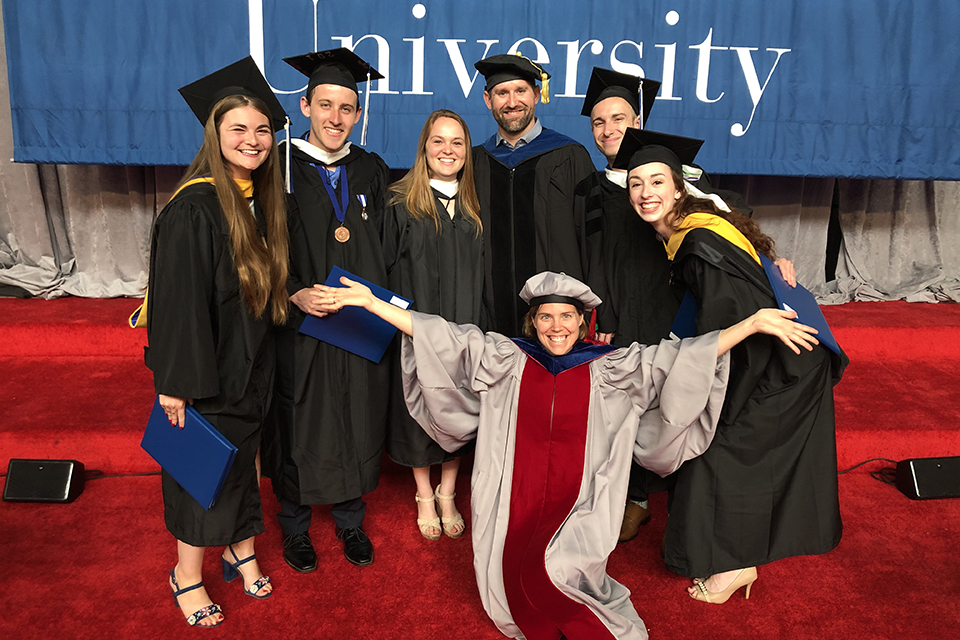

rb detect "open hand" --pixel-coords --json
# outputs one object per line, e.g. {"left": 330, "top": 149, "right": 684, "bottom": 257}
{"left": 774, "top": 258, "right": 797, "bottom": 288}
{"left": 314, "top": 276, "right": 375, "bottom": 314}
{"left": 749, "top": 308, "right": 819, "bottom": 354}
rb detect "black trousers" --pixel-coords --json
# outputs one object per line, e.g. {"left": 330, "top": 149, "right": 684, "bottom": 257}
{"left": 277, "top": 496, "right": 366, "bottom": 535}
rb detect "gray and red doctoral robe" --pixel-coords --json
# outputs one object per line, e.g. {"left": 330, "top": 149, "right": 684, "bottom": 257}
{"left": 400, "top": 312, "right": 731, "bottom": 640}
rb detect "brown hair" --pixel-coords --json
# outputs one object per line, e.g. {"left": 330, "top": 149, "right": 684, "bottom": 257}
{"left": 522, "top": 305, "right": 588, "bottom": 341}
{"left": 663, "top": 167, "right": 776, "bottom": 260}
{"left": 387, "top": 110, "right": 482, "bottom": 236}
{"left": 175, "top": 94, "right": 289, "bottom": 324}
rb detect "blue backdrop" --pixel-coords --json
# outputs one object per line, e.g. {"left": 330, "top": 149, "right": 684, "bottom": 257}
{"left": 4, "top": 0, "right": 959, "bottom": 178}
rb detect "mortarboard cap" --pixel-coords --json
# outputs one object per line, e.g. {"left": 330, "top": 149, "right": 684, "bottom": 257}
{"left": 474, "top": 53, "right": 552, "bottom": 103}
{"left": 580, "top": 67, "right": 660, "bottom": 129}
{"left": 178, "top": 56, "right": 287, "bottom": 132}
{"left": 612, "top": 128, "right": 704, "bottom": 175}
{"left": 283, "top": 48, "right": 383, "bottom": 97}
{"left": 519, "top": 272, "right": 602, "bottom": 314}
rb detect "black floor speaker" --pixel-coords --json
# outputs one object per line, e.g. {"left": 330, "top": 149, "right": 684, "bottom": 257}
{"left": 2, "top": 459, "right": 85, "bottom": 503}
{"left": 895, "top": 456, "right": 960, "bottom": 500}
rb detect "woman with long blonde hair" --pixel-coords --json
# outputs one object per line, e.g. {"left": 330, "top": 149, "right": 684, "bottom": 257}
{"left": 146, "top": 59, "right": 289, "bottom": 627}
{"left": 382, "top": 109, "right": 483, "bottom": 541}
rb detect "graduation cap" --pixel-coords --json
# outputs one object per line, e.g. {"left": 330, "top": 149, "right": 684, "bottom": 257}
{"left": 178, "top": 56, "right": 287, "bottom": 132}
{"left": 580, "top": 67, "right": 661, "bottom": 129}
{"left": 284, "top": 47, "right": 384, "bottom": 145}
{"left": 474, "top": 53, "right": 552, "bottom": 103}
{"left": 520, "top": 272, "right": 602, "bottom": 314}
{"left": 612, "top": 128, "right": 704, "bottom": 174}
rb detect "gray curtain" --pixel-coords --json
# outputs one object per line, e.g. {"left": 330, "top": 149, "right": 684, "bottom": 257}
{"left": 1, "top": 5, "right": 958, "bottom": 301}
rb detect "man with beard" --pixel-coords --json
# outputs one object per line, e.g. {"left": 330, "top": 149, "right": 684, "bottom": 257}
{"left": 265, "top": 48, "right": 390, "bottom": 573}
{"left": 472, "top": 54, "right": 596, "bottom": 336}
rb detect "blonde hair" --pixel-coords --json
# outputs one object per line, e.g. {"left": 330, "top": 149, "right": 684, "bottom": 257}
{"left": 175, "top": 94, "right": 289, "bottom": 324}
{"left": 387, "top": 110, "right": 482, "bottom": 236}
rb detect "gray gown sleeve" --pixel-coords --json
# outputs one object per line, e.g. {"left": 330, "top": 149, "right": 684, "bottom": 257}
{"left": 600, "top": 331, "right": 730, "bottom": 476}
{"left": 400, "top": 311, "right": 518, "bottom": 451}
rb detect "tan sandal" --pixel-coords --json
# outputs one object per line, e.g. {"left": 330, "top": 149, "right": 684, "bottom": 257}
{"left": 435, "top": 486, "right": 466, "bottom": 539}
{"left": 415, "top": 491, "right": 441, "bottom": 540}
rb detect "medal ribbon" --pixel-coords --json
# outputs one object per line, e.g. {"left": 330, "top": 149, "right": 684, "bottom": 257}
{"left": 314, "top": 164, "right": 350, "bottom": 225}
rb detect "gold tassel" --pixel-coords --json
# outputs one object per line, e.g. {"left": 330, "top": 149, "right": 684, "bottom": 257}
{"left": 541, "top": 72, "right": 550, "bottom": 104}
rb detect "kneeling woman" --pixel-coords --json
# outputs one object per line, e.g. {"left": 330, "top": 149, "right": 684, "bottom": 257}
{"left": 616, "top": 128, "right": 847, "bottom": 604}
{"left": 314, "top": 271, "right": 817, "bottom": 639}
{"left": 146, "top": 59, "right": 289, "bottom": 626}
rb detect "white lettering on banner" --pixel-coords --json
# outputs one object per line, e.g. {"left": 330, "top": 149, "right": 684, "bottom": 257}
{"left": 556, "top": 40, "right": 604, "bottom": 97}
{"left": 609, "top": 41, "right": 644, "bottom": 82}
{"left": 439, "top": 39, "right": 500, "bottom": 98}
{"left": 690, "top": 28, "right": 726, "bottom": 104}
{"left": 247, "top": 1, "right": 792, "bottom": 137}
{"left": 729, "top": 47, "right": 791, "bottom": 136}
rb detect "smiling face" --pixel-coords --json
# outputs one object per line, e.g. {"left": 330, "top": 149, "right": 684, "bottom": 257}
{"left": 590, "top": 96, "right": 641, "bottom": 164}
{"left": 627, "top": 162, "right": 683, "bottom": 235}
{"left": 533, "top": 303, "right": 583, "bottom": 356}
{"left": 425, "top": 116, "right": 466, "bottom": 182}
{"left": 218, "top": 105, "right": 273, "bottom": 180}
{"left": 483, "top": 79, "right": 539, "bottom": 141}
{"left": 301, "top": 84, "right": 362, "bottom": 153}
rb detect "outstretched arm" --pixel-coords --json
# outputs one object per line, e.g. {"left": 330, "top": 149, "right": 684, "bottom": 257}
{"left": 315, "top": 276, "right": 414, "bottom": 336}
{"left": 718, "top": 308, "right": 818, "bottom": 356}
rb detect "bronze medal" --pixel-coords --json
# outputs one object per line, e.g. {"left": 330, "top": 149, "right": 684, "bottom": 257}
{"left": 334, "top": 225, "right": 350, "bottom": 243}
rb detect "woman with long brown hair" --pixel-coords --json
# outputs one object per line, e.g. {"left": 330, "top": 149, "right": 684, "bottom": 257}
{"left": 146, "top": 58, "right": 289, "bottom": 627}
{"left": 617, "top": 128, "right": 847, "bottom": 605}
{"left": 382, "top": 110, "right": 482, "bottom": 541}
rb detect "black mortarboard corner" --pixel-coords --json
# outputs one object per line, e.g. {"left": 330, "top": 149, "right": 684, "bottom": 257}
{"left": 283, "top": 47, "right": 383, "bottom": 96}
{"left": 474, "top": 53, "right": 552, "bottom": 103}
{"left": 178, "top": 56, "right": 292, "bottom": 192}
{"left": 580, "top": 67, "right": 661, "bottom": 129}
{"left": 284, "top": 48, "right": 384, "bottom": 145}
{"left": 612, "top": 128, "right": 704, "bottom": 175}
{"left": 178, "top": 56, "right": 287, "bottom": 132}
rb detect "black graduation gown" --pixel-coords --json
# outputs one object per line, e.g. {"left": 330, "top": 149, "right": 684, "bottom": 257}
{"left": 381, "top": 193, "right": 483, "bottom": 467}
{"left": 267, "top": 142, "right": 391, "bottom": 505}
{"left": 663, "top": 226, "right": 847, "bottom": 578}
{"left": 145, "top": 183, "right": 273, "bottom": 547}
{"left": 577, "top": 171, "right": 681, "bottom": 346}
{"left": 472, "top": 128, "right": 596, "bottom": 336}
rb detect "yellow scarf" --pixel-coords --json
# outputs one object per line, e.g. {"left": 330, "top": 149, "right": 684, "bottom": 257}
{"left": 663, "top": 212, "right": 760, "bottom": 264}
{"left": 173, "top": 176, "right": 254, "bottom": 199}
{"left": 128, "top": 177, "right": 254, "bottom": 328}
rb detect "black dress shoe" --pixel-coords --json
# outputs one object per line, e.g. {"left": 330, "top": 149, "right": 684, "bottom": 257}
{"left": 282, "top": 531, "right": 318, "bottom": 573}
{"left": 335, "top": 526, "right": 374, "bottom": 566}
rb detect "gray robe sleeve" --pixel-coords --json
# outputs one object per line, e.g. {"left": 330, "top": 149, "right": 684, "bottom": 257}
{"left": 600, "top": 331, "right": 730, "bottom": 476}
{"left": 400, "top": 311, "right": 518, "bottom": 452}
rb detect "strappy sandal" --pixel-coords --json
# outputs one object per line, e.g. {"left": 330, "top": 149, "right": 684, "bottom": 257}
{"left": 169, "top": 568, "right": 223, "bottom": 628}
{"left": 221, "top": 544, "right": 272, "bottom": 599}
{"left": 435, "top": 486, "right": 466, "bottom": 539}
{"left": 415, "top": 491, "right": 442, "bottom": 540}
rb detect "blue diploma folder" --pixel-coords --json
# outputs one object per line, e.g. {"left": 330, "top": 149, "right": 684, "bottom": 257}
{"left": 298, "top": 266, "right": 412, "bottom": 363}
{"left": 670, "top": 257, "right": 841, "bottom": 355}
{"left": 759, "top": 254, "right": 841, "bottom": 355}
{"left": 140, "top": 397, "right": 237, "bottom": 510}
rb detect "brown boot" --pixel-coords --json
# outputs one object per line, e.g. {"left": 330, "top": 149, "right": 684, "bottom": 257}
{"left": 618, "top": 501, "right": 651, "bottom": 543}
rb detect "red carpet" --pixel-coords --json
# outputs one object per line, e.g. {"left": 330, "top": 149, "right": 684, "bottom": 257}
{"left": 1, "top": 298, "right": 958, "bottom": 640}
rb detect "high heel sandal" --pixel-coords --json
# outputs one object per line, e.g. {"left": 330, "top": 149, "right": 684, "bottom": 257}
{"left": 415, "top": 491, "right": 442, "bottom": 540}
{"left": 169, "top": 568, "right": 223, "bottom": 627}
{"left": 221, "top": 544, "right": 272, "bottom": 599}
{"left": 689, "top": 567, "right": 757, "bottom": 604}
{"left": 435, "top": 486, "right": 466, "bottom": 539}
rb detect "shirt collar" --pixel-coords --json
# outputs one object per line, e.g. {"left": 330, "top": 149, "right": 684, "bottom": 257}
{"left": 496, "top": 118, "right": 542, "bottom": 150}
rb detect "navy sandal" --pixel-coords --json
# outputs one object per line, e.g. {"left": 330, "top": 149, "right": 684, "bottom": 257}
{"left": 169, "top": 569, "right": 223, "bottom": 628}
{"left": 221, "top": 544, "right": 272, "bottom": 599}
